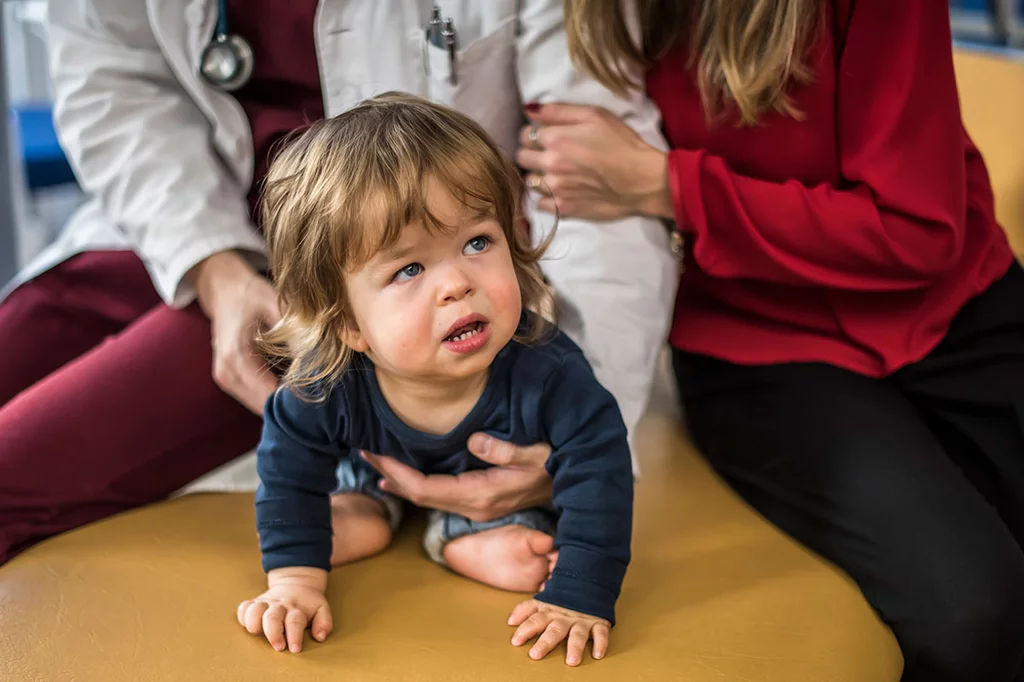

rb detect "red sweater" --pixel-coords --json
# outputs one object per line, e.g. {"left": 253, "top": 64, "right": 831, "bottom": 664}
{"left": 647, "top": 0, "right": 1014, "bottom": 377}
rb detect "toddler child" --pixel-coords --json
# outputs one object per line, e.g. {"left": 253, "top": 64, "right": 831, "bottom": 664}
{"left": 235, "top": 93, "right": 634, "bottom": 667}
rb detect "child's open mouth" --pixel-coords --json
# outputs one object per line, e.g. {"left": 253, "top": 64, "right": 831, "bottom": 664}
{"left": 442, "top": 316, "right": 492, "bottom": 354}
{"left": 445, "top": 321, "right": 485, "bottom": 342}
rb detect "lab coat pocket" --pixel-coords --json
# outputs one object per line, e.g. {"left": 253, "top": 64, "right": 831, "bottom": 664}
{"left": 423, "top": 17, "right": 521, "bottom": 157}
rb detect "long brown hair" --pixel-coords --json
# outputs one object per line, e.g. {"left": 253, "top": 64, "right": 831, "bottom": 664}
{"left": 260, "top": 93, "right": 553, "bottom": 396}
{"left": 564, "top": 0, "right": 819, "bottom": 125}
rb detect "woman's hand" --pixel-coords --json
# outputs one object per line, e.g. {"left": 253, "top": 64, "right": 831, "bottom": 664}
{"left": 190, "top": 251, "right": 281, "bottom": 415}
{"left": 361, "top": 433, "right": 552, "bottom": 522}
{"left": 237, "top": 567, "right": 332, "bottom": 653}
{"left": 508, "top": 599, "right": 611, "bottom": 666}
{"left": 516, "top": 104, "right": 674, "bottom": 221}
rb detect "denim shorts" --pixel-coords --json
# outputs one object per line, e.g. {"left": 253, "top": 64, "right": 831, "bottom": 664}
{"left": 334, "top": 458, "right": 557, "bottom": 565}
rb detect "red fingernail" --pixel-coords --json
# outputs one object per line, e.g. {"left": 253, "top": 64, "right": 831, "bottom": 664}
{"left": 525, "top": 102, "right": 540, "bottom": 113}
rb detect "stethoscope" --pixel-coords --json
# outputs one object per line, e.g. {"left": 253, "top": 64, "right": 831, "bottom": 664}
{"left": 199, "top": 0, "right": 255, "bottom": 92}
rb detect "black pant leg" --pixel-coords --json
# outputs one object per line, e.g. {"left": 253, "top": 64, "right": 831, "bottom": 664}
{"left": 898, "top": 261, "right": 1024, "bottom": 544}
{"left": 674, "top": 352, "right": 1024, "bottom": 682}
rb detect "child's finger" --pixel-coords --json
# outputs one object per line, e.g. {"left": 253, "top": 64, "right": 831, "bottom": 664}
{"left": 507, "top": 600, "right": 538, "bottom": 626}
{"left": 591, "top": 622, "right": 610, "bottom": 660}
{"left": 285, "top": 608, "right": 308, "bottom": 653}
{"left": 511, "top": 612, "right": 550, "bottom": 646}
{"left": 565, "top": 623, "right": 590, "bottom": 666}
{"left": 244, "top": 601, "right": 270, "bottom": 635}
{"left": 262, "top": 603, "right": 288, "bottom": 652}
{"left": 529, "top": 620, "right": 569, "bottom": 661}
{"left": 311, "top": 604, "right": 333, "bottom": 642}
{"left": 237, "top": 600, "right": 254, "bottom": 627}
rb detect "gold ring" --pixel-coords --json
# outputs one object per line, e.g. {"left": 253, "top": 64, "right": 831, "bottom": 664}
{"left": 526, "top": 175, "right": 542, "bottom": 190}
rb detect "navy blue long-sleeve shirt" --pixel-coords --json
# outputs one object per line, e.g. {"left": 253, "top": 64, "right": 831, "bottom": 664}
{"left": 255, "top": 329, "right": 634, "bottom": 624}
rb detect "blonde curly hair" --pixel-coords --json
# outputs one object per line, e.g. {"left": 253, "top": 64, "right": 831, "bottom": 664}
{"left": 259, "top": 93, "right": 553, "bottom": 396}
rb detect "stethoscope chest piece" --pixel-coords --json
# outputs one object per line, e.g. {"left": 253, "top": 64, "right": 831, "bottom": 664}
{"left": 200, "top": 33, "right": 254, "bottom": 92}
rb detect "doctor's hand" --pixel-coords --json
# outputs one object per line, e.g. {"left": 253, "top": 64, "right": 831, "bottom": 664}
{"left": 191, "top": 250, "right": 281, "bottom": 415}
{"left": 361, "top": 434, "right": 552, "bottom": 522}
{"left": 516, "top": 103, "right": 673, "bottom": 222}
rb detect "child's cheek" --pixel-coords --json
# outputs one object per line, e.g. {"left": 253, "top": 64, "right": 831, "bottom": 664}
{"left": 498, "top": 274, "right": 524, "bottom": 314}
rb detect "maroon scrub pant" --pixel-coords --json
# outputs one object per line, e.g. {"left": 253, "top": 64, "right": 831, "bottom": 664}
{"left": 0, "top": 251, "right": 262, "bottom": 564}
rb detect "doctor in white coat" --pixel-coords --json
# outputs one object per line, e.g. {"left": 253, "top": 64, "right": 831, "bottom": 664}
{"left": 0, "top": 0, "right": 676, "bottom": 565}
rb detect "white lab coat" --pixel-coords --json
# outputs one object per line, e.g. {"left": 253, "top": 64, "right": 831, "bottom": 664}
{"left": 8, "top": 0, "right": 677, "bottom": 487}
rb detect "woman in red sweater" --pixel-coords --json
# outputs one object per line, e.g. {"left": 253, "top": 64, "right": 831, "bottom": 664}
{"left": 513, "top": 1, "right": 1024, "bottom": 679}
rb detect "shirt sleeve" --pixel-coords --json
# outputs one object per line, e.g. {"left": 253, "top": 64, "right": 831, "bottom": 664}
{"left": 256, "top": 387, "right": 348, "bottom": 573}
{"left": 46, "top": 0, "right": 265, "bottom": 307}
{"left": 515, "top": 0, "right": 677, "bottom": 474}
{"left": 669, "top": 0, "right": 968, "bottom": 292}
{"left": 535, "top": 351, "right": 634, "bottom": 625}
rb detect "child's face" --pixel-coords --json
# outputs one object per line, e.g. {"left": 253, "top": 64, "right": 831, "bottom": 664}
{"left": 343, "top": 179, "right": 523, "bottom": 382}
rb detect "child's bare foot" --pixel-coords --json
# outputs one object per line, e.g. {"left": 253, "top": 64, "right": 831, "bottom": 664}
{"left": 330, "top": 493, "right": 392, "bottom": 565}
{"left": 443, "top": 525, "right": 558, "bottom": 592}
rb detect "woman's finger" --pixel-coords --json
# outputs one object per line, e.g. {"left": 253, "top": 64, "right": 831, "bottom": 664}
{"left": 262, "top": 603, "right": 288, "bottom": 651}
{"left": 284, "top": 608, "right": 308, "bottom": 653}
{"left": 466, "top": 434, "right": 551, "bottom": 469}
{"left": 512, "top": 611, "right": 551, "bottom": 647}
{"left": 361, "top": 452, "right": 440, "bottom": 503}
{"left": 525, "top": 103, "right": 603, "bottom": 126}
{"left": 364, "top": 438, "right": 553, "bottom": 520}
{"left": 529, "top": 619, "right": 569, "bottom": 660}
{"left": 518, "top": 123, "right": 548, "bottom": 151}
{"left": 211, "top": 345, "right": 240, "bottom": 392}
{"left": 229, "top": 350, "right": 276, "bottom": 415}
{"left": 364, "top": 451, "right": 490, "bottom": 517}
{"left": 565, "top": 623, "right": 591, "bottom": 666}
{"left": 537, "top": 197, "right": 559, "bottom": 215}
{"left": 244, "top": 274, "right": 281, "bottom": 324}
{"left": 515, "top": 146, "right": 546, "bottom": 173}
{"left": 213, "top": 335, "right": 273, "bottom": 415}
{"left": 591, "top": 622, "right": 611, "bottom": 660}
{"left": 526, "top": 174, "right": 553, "bottom": 197}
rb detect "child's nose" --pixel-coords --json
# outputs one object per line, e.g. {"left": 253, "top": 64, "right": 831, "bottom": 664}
{"left": 438, "top": 266, "right": 474, "bottom": 303}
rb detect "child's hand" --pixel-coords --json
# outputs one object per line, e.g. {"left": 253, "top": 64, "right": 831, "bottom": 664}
{"left": 237, "top": 567, "right": 332, "bottom": 653}
{"left": 508, "top": 599, "right": 611, "bottom": 666}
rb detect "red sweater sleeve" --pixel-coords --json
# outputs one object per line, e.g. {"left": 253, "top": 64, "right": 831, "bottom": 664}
{"left": 670, "top": 0, "right": 967, "bottom": 292}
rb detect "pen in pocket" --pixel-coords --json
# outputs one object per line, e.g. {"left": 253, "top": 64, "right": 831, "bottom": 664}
{"left": 442, "top": 18, "right": 458, "bottom": 86}
{"left": 426, "top": 5, "right": 442, "bottom": 47}
{"left": 423, "top": 5, "right": 458, "bottom": 86}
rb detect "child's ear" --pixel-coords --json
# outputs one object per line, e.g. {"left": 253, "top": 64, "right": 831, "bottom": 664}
{"left": 340, "top": 325, "right": 369, "bottom": 353}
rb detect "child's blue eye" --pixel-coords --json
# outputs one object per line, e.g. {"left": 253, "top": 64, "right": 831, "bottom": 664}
{"left": 464, "top": 236, "right": 490, "bottom": 255}
{"left": 392, "top": 263, "right": 423, "bottom": 282}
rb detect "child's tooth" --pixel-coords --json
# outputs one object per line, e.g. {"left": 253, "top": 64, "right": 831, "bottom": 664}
{"left": 449, "top": 325, "right": 482, "bottom": 342}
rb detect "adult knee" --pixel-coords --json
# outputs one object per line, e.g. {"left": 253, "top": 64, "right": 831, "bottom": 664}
{"left": 901, "top": 554, "right": 1024, "bottom": 682}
